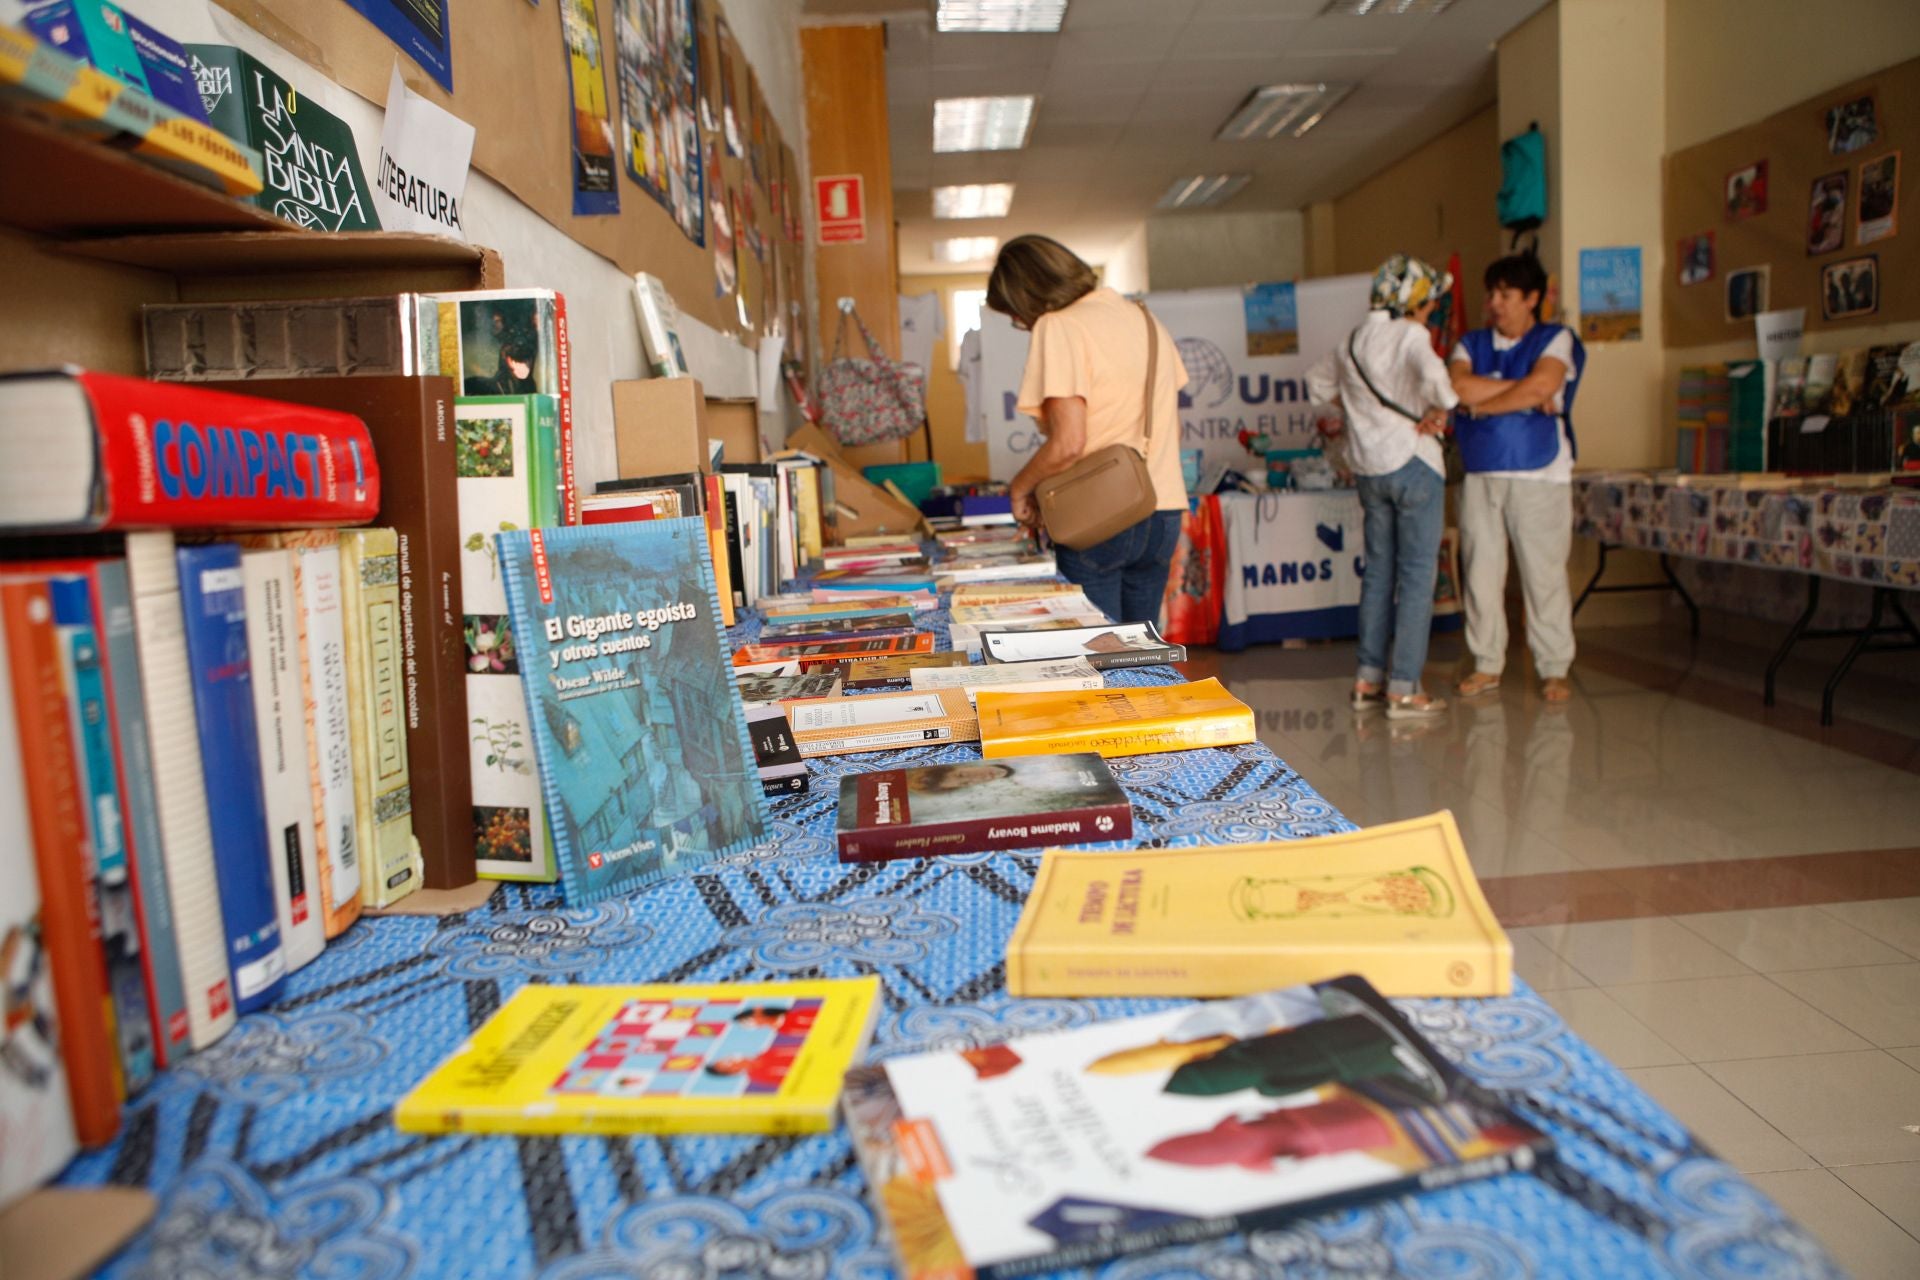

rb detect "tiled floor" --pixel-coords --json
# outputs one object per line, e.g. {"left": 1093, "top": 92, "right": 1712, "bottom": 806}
{"left": 1197, "top": 614, "right": 1920, "bottom": 1279}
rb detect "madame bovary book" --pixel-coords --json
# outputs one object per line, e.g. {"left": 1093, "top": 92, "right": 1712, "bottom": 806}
{"left": 497, "top": 521, "right": 769, "bottom": 905}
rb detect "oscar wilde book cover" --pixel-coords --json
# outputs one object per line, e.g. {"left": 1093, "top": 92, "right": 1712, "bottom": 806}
{"left": 836, "top": 753, "right": 1130, "bottom": 863}
{"left": 497, "top": 521, "right": 769, "bottom": 906}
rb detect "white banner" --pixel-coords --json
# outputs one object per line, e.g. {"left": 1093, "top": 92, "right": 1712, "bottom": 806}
{"left": 1220, "top": 489, "right": 1365, "bottom": 626}
{"left": 980, "top": 310, "right": 1034, "bottom": 481}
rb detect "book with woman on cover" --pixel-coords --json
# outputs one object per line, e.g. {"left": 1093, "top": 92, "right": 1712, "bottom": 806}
{"left": 843, "top": 975, "right": 1548, "bottom": 1280}
{"left": 497, "top": 520, "right": 768, "bottom": 906}
{"left": 836, "top": 753, "right": 1131, "bottom": 862}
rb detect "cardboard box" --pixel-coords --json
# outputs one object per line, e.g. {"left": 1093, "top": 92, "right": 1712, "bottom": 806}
{"left": 612, "top": 376, "right": 708, "bottom": 477}
{"left": 787, "top": 423, "right": 925, "bottom": 542}
{"left": 707, "top": 398, "right": 762, "bottom": 466}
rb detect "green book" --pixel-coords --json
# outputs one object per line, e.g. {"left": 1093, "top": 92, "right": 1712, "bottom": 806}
{"left": 186, "top": 44, "right": 380, "bottom": 231}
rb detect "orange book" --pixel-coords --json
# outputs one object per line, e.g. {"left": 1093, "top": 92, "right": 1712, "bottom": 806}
{"left": 732, "top": 632, "right": 935, "bottom": 673}
{"left": 1, "top": 579, "right": 121, "bottom": 1146}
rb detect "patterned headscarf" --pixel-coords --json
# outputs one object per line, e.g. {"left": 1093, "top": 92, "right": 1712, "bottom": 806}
{"left": 1370, "top": 254, "right": 1453, "bottom": 317}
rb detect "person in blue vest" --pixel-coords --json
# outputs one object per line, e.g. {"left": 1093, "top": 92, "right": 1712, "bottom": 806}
{"left": 1448, "top": 253, "right": 1587, "bottom": 704}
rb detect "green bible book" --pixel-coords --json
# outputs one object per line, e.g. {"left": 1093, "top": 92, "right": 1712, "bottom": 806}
{"left": 186, "top": 44, "right": 380, "bottom": 231}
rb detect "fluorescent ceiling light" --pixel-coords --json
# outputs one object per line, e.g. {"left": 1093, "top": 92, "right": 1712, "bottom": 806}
{"left": 1217, "top": 83, "right": 1356, "bottom": 140}
{"left": 933, "top": 96, "right": 1036, "bottom": 152}
{"left": 1155, "top": 175, "right": 1250, "bottom": 211}
{"left": 1322, "top": 0, "right": 1456, "bottom": 14}
{"left": 937, "top": 0, "right": 1068, "bottom": 32}
{"left": 933, "top": 183, "right": 1015, "bottom": 218}
{"left": 931, "top": 236, "right": 1001, "bottom": 263}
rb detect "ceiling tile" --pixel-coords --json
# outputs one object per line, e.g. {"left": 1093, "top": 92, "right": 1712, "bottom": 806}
{"left": 928, "top": 32, "right": 1061, "bottom": 69}
{"left": 1167, "top": 17, "right": 1307, "bottom": 59}
{"left": 1038, "top": 87, "right": 1149, "bottom": 125}
{"left": 1028, "top": 119, "right": 1126, "bottom": 149}
{"left": 1052, "top": 26, "right": 1176, "bottom": 65}
{"left": 927, "top": 66, "right": 1046, "bottom": 98}
{"left": 1062, "top": 0, "right": 1199, "bottom": 28}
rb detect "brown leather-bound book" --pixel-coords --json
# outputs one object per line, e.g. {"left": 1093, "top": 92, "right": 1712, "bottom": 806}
{"left": 1, "top": 578, "right": 122, "bottom": 1146}
{"left": 205, "top": 376, "right": 476, "bottom": 889}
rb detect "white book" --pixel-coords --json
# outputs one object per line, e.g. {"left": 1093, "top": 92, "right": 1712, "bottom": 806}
{"left": 123, "top": 532, "right": 236, "bottom": 1050}
{"left": 0, "top": 617, "right": 78, "bottom": 1208}
{"left": 910, "top": 657, "right": 1104, "bottom": 706}
{"left": 240, "top": 550, "right": 325, "bottom": 974}
{"left": 285, "top": 536, "right": 363, "bottom": 933}
{"left": 632, "top": 271, "right": 691, "bottom": 378}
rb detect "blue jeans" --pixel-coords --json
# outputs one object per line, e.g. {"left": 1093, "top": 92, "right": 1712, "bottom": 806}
{"left": 1355, "top": 459, "right": 1444, "bottom": 695}
{"left": 1054, "top": 509, "right": 1184, "bottom": 624}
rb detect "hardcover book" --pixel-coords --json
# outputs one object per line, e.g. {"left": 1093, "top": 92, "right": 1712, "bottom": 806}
{"left": 732, "top": 633, "right": 936, "bottom": 674}
{"left": 23, "top": 0, "right": 209, "bottom": 121}
{"left": 781, "top": 687, "right": 978, "bottom": 758}
{"left": 844, "top": 976, "right": 1547, "bottom": 1280}
{"left": 144, "top": 296, "right": 420, "bottom": 384}
{"left": 0, "top": 369, "right": 379, "bottom": 533}
{"left": 394, "top": 978, "right": 882, "bottom": 1136}
{"left": 736, "top": 671, "right": 842, "bottom": 706}
{"left": 495, "top": 521, "right": 770, "bottom": 906}
{"left": 841, "top": 650, "right": 971, "bottom": 689}
{"left": 176, "top": 542, "right": 287, "bottom": 1015}
{"left": 836, "top": 753, "right": 1130, "bottom": 863}
{"left": 338, "top": 529, "right": 423, "bottom": 909}
{"left": 746, "top": 704, "right": 808, "bottom": 797}
{"left": 1007, "top": 813, "right": 1512, "bottom": 999}
{"left": 911, "top": 656, "right": 1104, "bottom": 705}
{"left": 982, "top": 621, "right": 1187, "bottom": 671}
{"left": 977, "top": 677, "right": 1254, "bottom": 760}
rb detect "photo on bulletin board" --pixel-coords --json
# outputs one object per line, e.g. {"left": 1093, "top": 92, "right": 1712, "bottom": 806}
{"left": 1821, "top": 254, "right": 1879, "bottom": 320}
{"left": 1577, "top": 246, "right": 1642, "bottom": 343}
{"left": 1807, "top": 170, "right": 1850, "bottom": 255}
{"left": 562, "top": 0, "right": 621, "bottom": 216}
{"left": 1725, "top": 266, "right": 1768, "bottom": 322}
{"left": 714, "top": 12, "right": 743, "bottom": 157}
{"left": 711, "top": 188, "right": 738, "bottom": 299}
{"left": 1826, "top": 92, "right": 1879, "bottom": 155}
{"left": 1678, "top": 231, "right": 1715, "bottom": 285}
{"left": 1858, "top": 151, "right": 1900, "bottom": 245}
{"left": 1725, "top": 161, "right": 1768, "bottom": 220}
{"left": 612, "top": 0, "right": 706, "bottom": 246}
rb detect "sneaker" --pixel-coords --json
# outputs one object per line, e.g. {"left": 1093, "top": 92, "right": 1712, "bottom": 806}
{"left": 1385, "top": 691, "right": 1448, "bottom": 720}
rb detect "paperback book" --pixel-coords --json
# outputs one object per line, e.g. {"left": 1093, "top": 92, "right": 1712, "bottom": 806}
{"left": 782, "top": 687, "right": 978, "bottom": 757}
{"left": 733, "top": 633, "right": 936, "bottom": 674}
{"left": 338, "top": 529, "right": 423, "bottom": 909}
{"left": 977, "top": 678, "right": 1254, "bottom": 760}
{"left": 1007, "top": 812, "right": 1512, "bottom": 999}
{"left": 836, "top": 753, "right": 1130, "bottom": 863}
{"left": 910, "top": 656, "right": 1103, "bottom": 705}
{"left": 395, "top": 978, "right": 882, "bottom": 1136}
{"left": 746, "top": 704, "right": 808, "bottom": 797}
{"left": 496, "top": 521, "right": 769, "bottom": 906}
{"left": 983, "top": 621, "right": 1187, "bottom": 671}
{"left": 844, "top": 976, "right": 1548, "bottom": 1280}
{"left": 758, "top": 610, "right": 916, "bottom": 644}
{"left": 841, "top": 651, "right": 971, "bottom": 689}
{"left": 736, "top": 671, "right": 842, "bottom": 706}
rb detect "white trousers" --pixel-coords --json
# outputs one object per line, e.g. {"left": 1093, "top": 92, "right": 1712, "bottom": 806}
{"left": 1460, "top": 474, "right": 1575, "bottom": 679}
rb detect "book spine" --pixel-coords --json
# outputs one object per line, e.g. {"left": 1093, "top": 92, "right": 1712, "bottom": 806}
{"left": 839, "top": 799, "right": 1132, "bottom": 863}
{"left": 283, "top": 538, "right": 363, "bottom": 936}
{"left": 46, "top": 576, "right": 155, "bottom": 1096}
{"left": 529, "top": 394, "right": 562, "bottom": 527}
{"left": 93, "top": 560, "right": 193, "bottom": 1068}
{"left": 338, "top": 530, "right": 423, "bottom": 908}
{"left": 982, "top": 713, "right": 1253, "bottom": 761}
{"left": 703, "top": 473, "right": 736, "bottom": 627}
{"left": 2, "top": 580, "right": 121, "bottom": 1146}
{"left": 121, "top": 533, "right": 236, "bottom": 1048}
{"left": 239, "top": 550, "right": 325, "bottom": 973}
{"left": 720, "top": 483, "right": 747, "bottom": 611}
{"left": 552, "top": 295, "right": 577, "bottom": 524}
{"left": 175, "top": 543, "right": 286, "bottom": 1014}
{"left": 62, "top": 370, "right": 380, "bottom": 531}
{"left": 1083, "top": 645, "right": 1186, "bottom": 671}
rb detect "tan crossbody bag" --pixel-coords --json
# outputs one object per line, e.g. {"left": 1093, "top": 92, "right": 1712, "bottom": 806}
{"left": 1034, "top": 301, "right": 1161, "bottom": 550}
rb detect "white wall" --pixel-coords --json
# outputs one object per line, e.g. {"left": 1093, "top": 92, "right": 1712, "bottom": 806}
{"left": 1145, "top": 210, "right": 1304, "bottom": 291}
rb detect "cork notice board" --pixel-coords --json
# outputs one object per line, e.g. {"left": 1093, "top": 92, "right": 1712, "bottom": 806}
{"left": 1664, "top": 55, "right": 1918, "bottom": 347}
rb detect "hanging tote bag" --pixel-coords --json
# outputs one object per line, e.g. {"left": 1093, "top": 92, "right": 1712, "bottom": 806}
{"left": 817, "top": 303, "right": 927, "bottom": 447}
{"left": 1034, "top": 302, "right": 1161, "bottom": 550}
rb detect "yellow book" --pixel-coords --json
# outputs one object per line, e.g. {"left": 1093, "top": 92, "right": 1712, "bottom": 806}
{"left": 338, "top": 529, "right": 423, "bottom": 909}
{"left": 949, "top": 581, "right": 1088, "bottom": 606}
{"left": 1006, "top": 812, "right": 1512, "bottom": 999}
{"left": 794, "top": 466, "right": 825, "bottom": 565}
{"left": 394, "top": 978, "right": 882, "bottom": 1135}
{"left": 976, "top": 677, "right": 1253, "bottom": 759}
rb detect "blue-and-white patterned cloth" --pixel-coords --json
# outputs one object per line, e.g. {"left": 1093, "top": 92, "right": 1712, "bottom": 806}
{"left": 61, "top": 598, "right": 1842, "bottom": 1279}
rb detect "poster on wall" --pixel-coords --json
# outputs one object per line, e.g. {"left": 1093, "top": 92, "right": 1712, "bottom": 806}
{"left": 1858, "top": 151, "right": 1900, "bottom": 244}
{"left": 1725, "top": 266, "right": 1768, "bottom": 322}
{"left": 1826, "top": 93, "right": 1878, "bottom": 155}
{"left": 1242, "top": 283, "right": 1298, "bottom": 356}
{"left": 1677, "top": 231, "right": 1714, "bottom": 285}
{"left": 561, "top": 0, "right": 620, "bottom": 215}
{"left": 612, "top": 0, "right": 705, "bottom": 245}
{"left": 1822, "top": 255, "right": 1878, "bottom": 320}
{"left": 1577, "top": 247, "right": 1642, "bottom": 342}
{"left": 1724, "top": 161, "right": 1768, "bottom": 220}
{"left": 1807, "top": 171, "right": 1849, "bottom": 255}
{"left": 710, "top": 187, "right": 738, "bottom": 299}
{"left": 341, "top": 0, "right": 452, "bottom": 92}
{"left": 714, "top": 12, "right": 743, "bottom": 157}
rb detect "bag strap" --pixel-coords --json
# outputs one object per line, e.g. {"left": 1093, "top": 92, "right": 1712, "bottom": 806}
{"left": 829, "top": 307, "right": 853, "bottom": 362}
{"left": 1137, "top": 301, "right": 1159, "bottom": 449}
{"left": 1347, "top": 331, "right": 1423, "bottom": 423}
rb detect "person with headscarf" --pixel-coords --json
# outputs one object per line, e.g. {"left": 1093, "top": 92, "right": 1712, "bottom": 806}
{"left": 1305, "top": 254, "right": 1459, "bottom": 719}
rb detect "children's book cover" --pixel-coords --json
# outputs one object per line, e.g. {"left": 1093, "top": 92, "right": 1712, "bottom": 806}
{"left": 844, "top": 975, "right": 1547, "bottom": 1280}
{"left": 497, "top": 520, "right": 768, "bottom": 905}
{"left": 396, "top": 978, "right": 880, "bottom": 1135}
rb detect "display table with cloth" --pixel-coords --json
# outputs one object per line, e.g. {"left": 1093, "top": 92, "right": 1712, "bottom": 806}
{"left": 53, "top": 588, "right": 1839, "bottom": 1278}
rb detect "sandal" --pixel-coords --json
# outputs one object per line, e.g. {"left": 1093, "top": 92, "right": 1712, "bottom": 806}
{"left": 1456, "top": 671, "right": 1502, "bottom": 697}
{"left": 1351, "top": 681, "right": 1385, "bottom": 710}
{"left": 1386, "top": 691, "right": 1448, "bottom": 720}
{"left": 1541, "top": 676, "right": 1572, "bottom": 703}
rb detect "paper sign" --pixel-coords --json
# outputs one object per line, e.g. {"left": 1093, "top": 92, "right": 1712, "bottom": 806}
{"left": 816, "top": 174, "right": 866, "bottom": 245}
{"left": 1755, "top": 307, "right": 1806, "bottom": 364}
{"left": 1577, "top": 247, "right": 1642, "bottom": 343}
{"left": 373, "top": 64, "right": 474, "bottom": 238}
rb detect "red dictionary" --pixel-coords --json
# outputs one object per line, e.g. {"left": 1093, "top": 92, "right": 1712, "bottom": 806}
{"left": 0, "top": 368, "right": 380, "bottom": 532}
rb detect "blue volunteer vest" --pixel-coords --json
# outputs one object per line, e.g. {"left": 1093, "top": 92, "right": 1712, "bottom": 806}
{"left": 1454, "top": 323, "right": 1584, "bottom": 473}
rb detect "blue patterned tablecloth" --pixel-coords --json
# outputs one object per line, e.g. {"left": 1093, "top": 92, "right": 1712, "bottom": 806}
{"left": 59, "top": 598, "right": 1842, "bottom": 1279}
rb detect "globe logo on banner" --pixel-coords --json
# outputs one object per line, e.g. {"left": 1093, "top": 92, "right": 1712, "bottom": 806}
{"left": 1176, "top": 338, "right": 1235, "bottom": 408}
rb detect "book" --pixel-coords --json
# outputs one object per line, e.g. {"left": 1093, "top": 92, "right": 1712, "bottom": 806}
{"left": 338, "top": 530, "right": 423, "bottom": 909}
{"left": 1007, "top": 813, "right": 1512, "bottom": 999}
{"left": 495, "top": 521, "right": 770, "bottom": 906}
{"left": 175, "top": 542, "right": 286, "bottom": 1015}
{"left": 219, "top": 376, "right": 474, "bottom": 890}
{"left": 758, "top": 612, "right": 917, "bottom": 644}
{"left": 747, "top": 704, "right": 808, "bottom": 797}
{"left": 841, "top": 651, "right": 972, "bottom": 689}
{"left": 631, "top": 272, "right": 692, "bottom": 379}
{"left": 1, "top": 579, "right": 120, "bottom": 1148}
{"left": 23, "top": 0, "right": 209, "bottom": 122}
{"left": 0, "top": 369, "right": 379, "bottom": 533}
{"left": 121, "top": 533, "right": 236, "bottom": 1049}
{"left": 844, "top": 975, "right": 1548, "bottom": 1280}
{"left": 977, "top": 677, "right": 1254, "bottom": 760}
{"left": 700, "top": 474, "right": 736, "bottom": 628}
{"left": 812, "top": 570, "right": 937, "bottom": 595}
{"left": 733, "top": 633, "right": 936, "bottom": 674}
{"left": 580, "top": 496, "right": 658, "bottom": 524}
{"left": 782, "top": 687, "right": 978, "bottom": 758}
{"left": 761, "top": 597, "right": 924, "bottom": 623}
{"left": 0, "top": 611, "right": 80, "bottom": 1205}
{"left": 394, "top": 978, "right": 882, "bottom": 1136}
{"left": 736, "top": 671, "right": 842, "bottom": 706}
{"left": 950, "top": 599, "right": 1106, "bottom": 653}
{"left": 911, "top": 656, "right": 1104, "bottom": 705}
{"left": 184, "top": 44, "right": 380, "bottom": 231}
{"left": 836, "top": 753, "right": 1130, "bottom": 863}
{"left": 982, "top": 621, "right": 1187, "bottom": 671}
{"left": 935, "top": 554, "right": 1057, "bottom": 586}
{"left": 143, "top": 296, "right": 420, "bottom": 384}
{"left": 949, "top": 581, "right": 1085, "bottom": 607}
{"left": 239, "top": 550, "right": 325, "bottom": 974}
